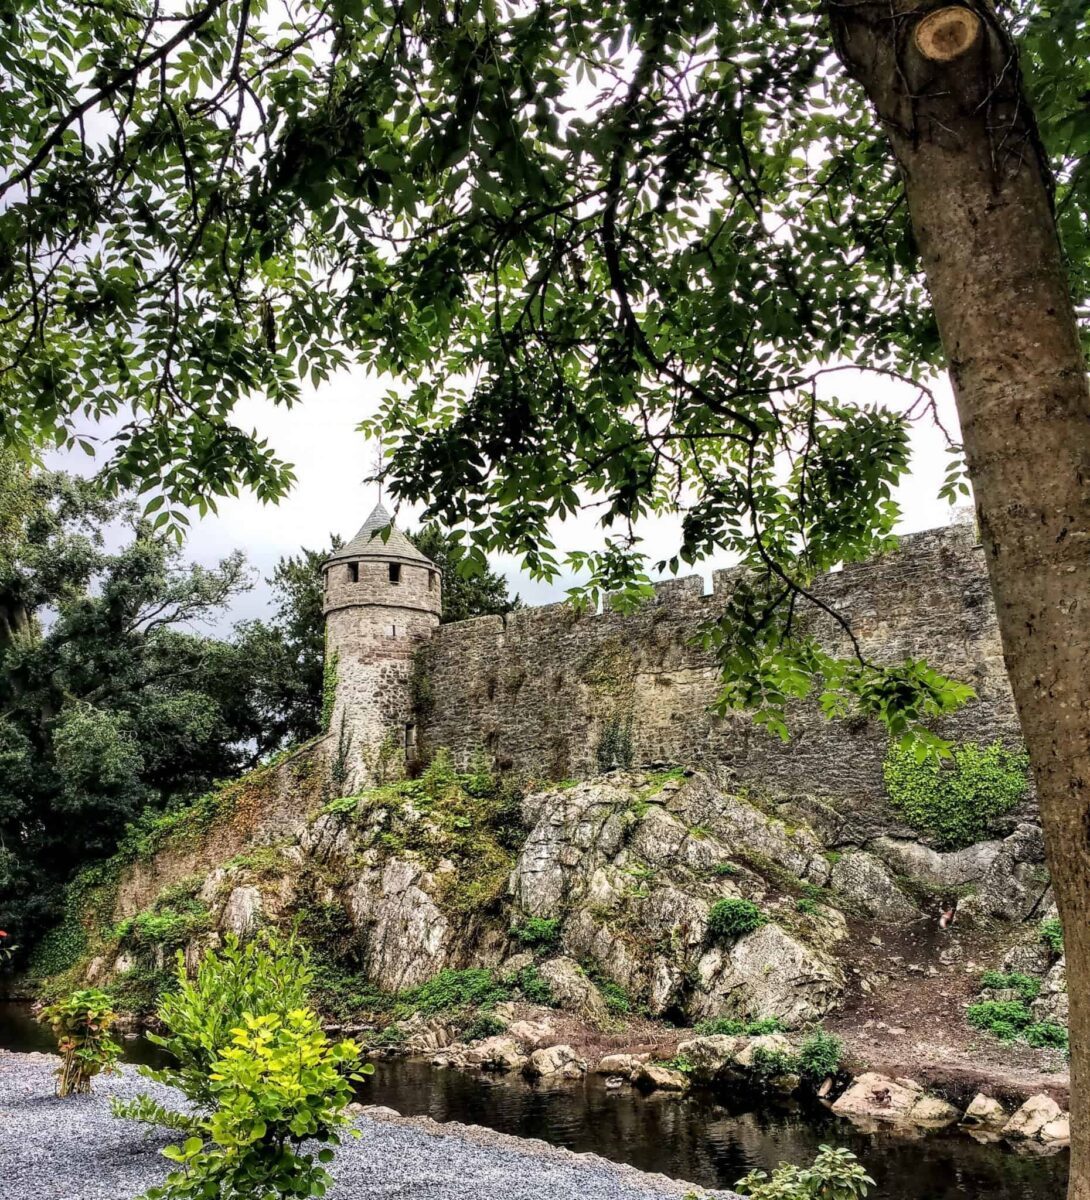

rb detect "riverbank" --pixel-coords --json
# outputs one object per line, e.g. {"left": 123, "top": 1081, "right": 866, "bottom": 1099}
{"left": 0, "top": 1051, "right": 737, "bottom": 1200}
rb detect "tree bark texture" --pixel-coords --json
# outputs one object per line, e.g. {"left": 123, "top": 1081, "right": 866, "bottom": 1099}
{"left": 827, "top": 3, "right": 1090, "bottom": 1195}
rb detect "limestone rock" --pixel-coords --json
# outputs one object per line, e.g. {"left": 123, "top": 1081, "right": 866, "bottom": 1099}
{"left": 1031, "top": 959, "right": 1068, "bottom": 1026}
{"left": 634, "top": 1063, "right": 691, "bottom": 1092}
{"left": 1040, "top": 1113, "right": 1071, "bottom": 1145}
{"left": 537, "top": 957, "right": 608, "bottom": 1022}
{"left": 507, "top": 1019, "right": 556, "bottom": 1049}
{"left": 594, "top": 1052, "right": 650, "bottom": 1076}
{"left": 524, "top": 1044, "right": 587, "bottom": 1079}
{"left": 829, "top": 851, "right": 920, "bottom": 922}
{"left": 692, "top": 923, "right": 844, "bottom": 1026}
{"left": 1002, "top": 1094, "right": 1063, "bottom": 1141}
{"left": 957, "top": 825, "right": 1049, "bottom": 924}
{"left": 733, "top": 1033, "right": 793, "bottom": 1070}
{"left": 347, "top": 859, "right": 451, "bottom": 991}
{"left": 675, "top": 1035, "right": 744, "bottom": 1081}
{"left": 832, "top": 1073, "right": 958, "bottom": 1128}
{"left": 871, "top": 837, "right": 1001, "bottom": 889}
{"left": 465, "top": 1036, "right": 527, "bottom": 1071}
{"left": 961, "top": 1094, "right": 1008, "bottom": 1131}
{"left": 220, "top": 885, "right": 263, "bottom": 936}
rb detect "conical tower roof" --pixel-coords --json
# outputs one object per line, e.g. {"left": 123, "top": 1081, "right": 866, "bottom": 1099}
{"left": 325, "top": 502, "right": 434, "bottom": 567}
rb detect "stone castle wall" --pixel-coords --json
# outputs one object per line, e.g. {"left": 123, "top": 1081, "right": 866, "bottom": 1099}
{"left": 414, "top": 523, "right": 1024, "bottom": 804}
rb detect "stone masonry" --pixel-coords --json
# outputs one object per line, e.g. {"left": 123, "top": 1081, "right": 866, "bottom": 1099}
{"left": 325, "top": 511, "right": 1023, "bottom": 807}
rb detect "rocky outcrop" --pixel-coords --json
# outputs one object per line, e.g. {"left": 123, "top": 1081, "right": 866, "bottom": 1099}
{"left": 828, "top": 851, "right": 919, "bottom": 922}
{"left": 536, "top": 958, "right": 608, "bottom": 1023}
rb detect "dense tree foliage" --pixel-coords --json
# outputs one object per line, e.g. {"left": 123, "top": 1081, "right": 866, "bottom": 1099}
{"left": 408, "top": 524, "right": 520, "bottom": 624}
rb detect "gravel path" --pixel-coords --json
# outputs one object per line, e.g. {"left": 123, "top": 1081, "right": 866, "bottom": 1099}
{"left": 0, "top": 1052, "right": 737, "bottom": 1200}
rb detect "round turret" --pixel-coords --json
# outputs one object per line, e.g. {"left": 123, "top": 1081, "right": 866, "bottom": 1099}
{"left": 322, "top": 503, "right": 441, "bottom": 786}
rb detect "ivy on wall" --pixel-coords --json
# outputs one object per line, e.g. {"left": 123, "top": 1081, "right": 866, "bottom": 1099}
{"left": 883, "top": 739, "right": 1029, "bottom": 850}
{"left": 320, "top": 649, "right": 339, "bottom": 731}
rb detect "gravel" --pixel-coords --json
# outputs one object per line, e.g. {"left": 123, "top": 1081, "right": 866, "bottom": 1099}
{"left": 0, "top": 1052, "right": 738, "bottom": 1200}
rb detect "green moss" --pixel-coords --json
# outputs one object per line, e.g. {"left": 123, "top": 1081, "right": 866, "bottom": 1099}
{"left": 694, "top": 1015, "right": 786, "bottom": 1036}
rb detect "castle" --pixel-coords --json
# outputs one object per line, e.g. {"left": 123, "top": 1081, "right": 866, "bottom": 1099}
{"left": 324, "top": 504, "right": 1023, "bottom": 802}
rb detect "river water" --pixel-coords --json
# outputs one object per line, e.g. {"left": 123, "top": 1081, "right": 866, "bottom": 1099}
{"left": 0, "top": 1002, "right": 1067, "bottom": 1199}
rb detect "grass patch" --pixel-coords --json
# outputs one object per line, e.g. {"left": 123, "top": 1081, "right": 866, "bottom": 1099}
{"left": 706, "top": 898, "right": 765, "bottom": 943}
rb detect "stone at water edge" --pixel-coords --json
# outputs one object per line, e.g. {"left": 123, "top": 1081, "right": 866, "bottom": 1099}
{"left": 674, "top": 1035, "right": 744, "bottom": 1081}
{"left": 464, "top": 1036, "right": 527, "bottom": 1071}
{"left": 634, "top": 1063, "right": 691, "bottom": 1092}
{"left": 832, "top": 1072, "right": 959, "bottom": 1128}
{"left": 961, "top": 1093, "right": 1008, "bottom": 1131}
{"left": 506, "top": 1019, "right": 556, "bottom": 1050}
{"left": 1040, "top": 1114, "right": 1071, "bottom": 1145}
{"left": 524, "top": 1044, "right": 587, "bottom": 1079}
{"left": 594, "top": 1052, "right": 650, "bottom": 1076}
{"left": 1002, "top": 1094, "right": 1066, "bottom": 1142}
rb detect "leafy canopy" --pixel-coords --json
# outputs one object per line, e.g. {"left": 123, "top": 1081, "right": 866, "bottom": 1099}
{"left": 2, "top": 1, "right": 1088, "bottom": 742}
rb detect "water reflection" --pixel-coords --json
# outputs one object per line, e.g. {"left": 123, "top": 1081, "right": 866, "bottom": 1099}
{"left": 364, "top": 1058, "right": 1069, "bottom": 1200}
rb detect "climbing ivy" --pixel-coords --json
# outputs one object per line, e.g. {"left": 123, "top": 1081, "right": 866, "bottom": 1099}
{"left": 320, "top": 649, "right": 338, "bottom": 732}
{"left": 883, "top": 739, "right": 1029, "bottom": 851}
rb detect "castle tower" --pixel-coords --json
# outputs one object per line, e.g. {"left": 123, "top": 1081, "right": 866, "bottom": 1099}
{"left": 322, "top": 503, "right": 441, "bottom": 787}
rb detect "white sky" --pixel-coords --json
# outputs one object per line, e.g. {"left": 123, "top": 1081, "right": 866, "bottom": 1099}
{"left": 48, "top": 362, "right": 967, "bottom": 630}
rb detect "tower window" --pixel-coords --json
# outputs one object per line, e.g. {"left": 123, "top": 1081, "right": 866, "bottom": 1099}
{"left": 388, "top": 563, "right": 401, "bottom": 584}
{"left": 347, "top": 562, "right": 358, "bottom": 583}
{"left": 428, "top": 570, "right": 437, "bottom": 591}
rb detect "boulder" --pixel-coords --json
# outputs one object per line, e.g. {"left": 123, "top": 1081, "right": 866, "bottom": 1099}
{"left": 1031, "top": 959, "right": 1068, "bottom": 1026}
{"left": 465, "top": 1036, "right": 527, "bottom": 1071}
{"left": 829, "top": 851, "right": 920, "bottom": 922}
{"left": 733, "top": 1033, "right": 793, "bottom": 1070}
{"left": 537, "top": 957, "right": 609, "bottom": 1022}
{"left": 675, "top": 1035, "right": 744, "bottom": 1081}
{"left": 961, "top": 1094, "right": 1008, "bottom": 1132}
{"left": 594, "top": 1052, "right": 650, "bottom": 1076}
{"left": 634, "top": 1063, "right": 691, "bottom": 1092}
{"left": 1003, "top": 1094, "right": 1064, "bottom": 1141}
{"left": 525, "top": 1044, "right": 587, "bottom": 1079}
{"left": 692, "top": 923, "right": 844, "bottom": 1026}
{"left": 507, "top": 1019, "right": 556, "bottom": 1050}
{"left": 832, "top": 1073, "right": 959, "bottom": 1129}
{"left": 1040, "top": 1114, "right": 1071, "bottom": 1145}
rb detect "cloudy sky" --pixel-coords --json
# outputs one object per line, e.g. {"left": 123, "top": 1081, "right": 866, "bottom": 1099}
{"left": 50, "top": 362, "right": 967, "bottom": 630}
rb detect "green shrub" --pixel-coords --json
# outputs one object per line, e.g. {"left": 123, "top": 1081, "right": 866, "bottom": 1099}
{"left": 512, "top": 964, "right": 554, "bottom": 1006}
{"left": 407, "top": 968, "right": 510, "bottom": 1015}
{"left": 135, "top": 1010, "right": 365, "bottom": 1200}
{"left": 116, "top": 929, "right": 315, "bottom": 1111}
{"left": 795, "top": 898, "right": 818, "bottom": 915}
{"left": 749, "top": 1045, "right": 799, "bottom": 1085}
{"left": 736, "top": 1145, "right": 874, "bottom": 1199}
{"left": 41, "top": 988, "right": 121, "bottom": 1096}
{"left": 111, "top": 932, "right": 370, "bottom": 1200}
{"left": 966, "top": 999, "right": 1033, "bottom": 1041}
{"left": 694, "top": 1016, "right": 786, "bottom": 1036}
{"left": 797, "top": 1029, "right": 843, "bottom": 1082}
{"left": 712, "top": 862, "right": 739, "bottom": 877}
{"left": 980, "top": 971, "right": 1040, "bottom": 1002}
{"left": 597, "top": 978, "right": 632, "bottom": 1015}
{"left": 883, "top": 739, "right": 1028, "bottom": 850}
{"left": 706, "top": 898, "right": 765, "bottom": 943}
{"left": 1041, "top": 917, "right": 1064, "bottom": 956}
{"left": 463, "top": 1014, "right": 508, "bottom": 1042}
{"left": 1025, "top": 1022, "right": 1069, "bottom": 1051}
{"left": 511, "top": 916, "right": 560, "bottom": 949}
{"left": 595, "top": 714, "right": 634, "bottom": 771}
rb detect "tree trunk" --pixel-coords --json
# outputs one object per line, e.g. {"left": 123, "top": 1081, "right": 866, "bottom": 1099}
{"left": 827, "top": 2, "right": 1090, "bottom": 1194}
